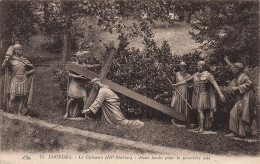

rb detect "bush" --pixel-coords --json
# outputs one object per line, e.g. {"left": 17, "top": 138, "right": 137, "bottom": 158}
{"left": 106, "top": 20, "right": 201, "bottom": 119}
{"left": 51, "top": 65, "right": 68, "bottom": 108}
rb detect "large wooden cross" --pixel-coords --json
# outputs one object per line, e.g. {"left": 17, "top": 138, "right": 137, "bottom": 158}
{"left": 66, "top": 48, "right": 187, "bottom": 122}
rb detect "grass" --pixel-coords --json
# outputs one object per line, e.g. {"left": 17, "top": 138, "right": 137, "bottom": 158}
{"left": 101, "top": 21, "right": 201, "bottom": 55}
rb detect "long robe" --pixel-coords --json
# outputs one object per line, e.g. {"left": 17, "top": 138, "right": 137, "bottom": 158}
{"left": 171, "top": 71, "right": 191, "bottom": 116}
{"left": 89, "top": 85, "right": 144, "bottom": 128}
{"left": 229, "top": 72, "right": 258, "bottom": 136}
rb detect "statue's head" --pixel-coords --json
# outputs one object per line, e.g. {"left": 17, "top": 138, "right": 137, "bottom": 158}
{"left": 231, "top": 63, "right": 244, "bottom": 75}
{"left": 13, "top": 44, "right": 23, "bottom": 56}
{"left": 179, "top": 61, "right": 187, "bottom": 72}
{"left": 197, "top": 61, "right": 206, "bottom": 72}
{"left": 91, "top": 78, "right": 102, "bottom": 90}
{"left": 75, "top": 50, "right": 90, "bottom": 64}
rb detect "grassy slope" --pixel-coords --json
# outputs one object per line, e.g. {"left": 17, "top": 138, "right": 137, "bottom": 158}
{"left": 101, "top": 21, "right": 201, "bottom": 55}
{"left": 27, "top": 22, "right": 259, "bottom": 156}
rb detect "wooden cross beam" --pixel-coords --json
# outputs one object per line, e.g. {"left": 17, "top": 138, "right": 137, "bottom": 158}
{"left": 84, "top": 48, "right": 116, "bottom": 118}
{"left": 66, "top": 54, "right": 187, "bottom": 122}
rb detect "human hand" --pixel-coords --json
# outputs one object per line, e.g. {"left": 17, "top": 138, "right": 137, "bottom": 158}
{"left": 224, "top": 55, "right": 229, "bottom": 61}
{"left": 82, "top": 109, "right": 90, "bottom": 114}
{"left": 220, "top": 94, "right": 225, "bottom": 102}
{"left": 4, "top": 56, "right": 10, "bottom": 62}
{"left": 231, "top": 86, "right": 238, "bottom": 91}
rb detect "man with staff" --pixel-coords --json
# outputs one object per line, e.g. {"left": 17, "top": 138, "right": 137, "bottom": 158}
{"left": 170, "top": 62, "right": 192, "bottom": 127}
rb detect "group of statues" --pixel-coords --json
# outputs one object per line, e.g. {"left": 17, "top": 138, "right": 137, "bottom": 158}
{"left": 2, "top": 44, "right": 258, "bottom": 139}
{"left": 171, "top": 58, "right": 258, "bottom": 138}
{"left": 65, "top": 50, "right": 144, "bottom": 128}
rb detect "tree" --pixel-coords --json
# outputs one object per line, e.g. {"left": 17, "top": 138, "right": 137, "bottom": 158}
{"left": 0, "top": 0, "right": 38, "bottom": 45}
{"left": 39, "top": 0, "right": 120, "bottom": 63}
{"left": 190, "top": 1, "right": 259, "bottom": 66}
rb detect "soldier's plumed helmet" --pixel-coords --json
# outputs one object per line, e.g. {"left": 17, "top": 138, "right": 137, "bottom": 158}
{"left": 232, "top": 63, "right": 244, "bottom": 72}
{"left": 233, "top": 63, "right": 244, "bottom": 69}
{"left": 13, "top": 44, "right": 22, "bottom": 50}
{"left": 197, "top": 61, "right": 206, "bottom": 65}
{"left": 75, "top": 51, "right": 90, "bottom": 57}
{"left": 179, "top": 62, "right": 187, "bottom": 66}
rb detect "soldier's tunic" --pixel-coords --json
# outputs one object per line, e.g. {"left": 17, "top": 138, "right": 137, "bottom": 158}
{"left": 189, "top": 71, "right": 217, "bottom": 129}
{"left": 66, "top": 63, "right": 87, "bottom": 118}
{"left": 67, "top": 73, "right": 87, "bottom": 98}
{"left": 5, "top": 55, "right": 34, "bottom": 115}
{"left": 8, "top": 56, "right": 33, "bottom": 96}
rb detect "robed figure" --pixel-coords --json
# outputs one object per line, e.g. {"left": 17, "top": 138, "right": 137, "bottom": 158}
{"left": 171, "top": 62, "right": 191, "bottom": 125}
{"left": 82, "top": 78, "right": 144, "bottom": 128}
{"left": 224, "top": 56, "right": 258, "bottom": 138}
{"left": 2, "top": 44, "right": 35, "bottom": 115}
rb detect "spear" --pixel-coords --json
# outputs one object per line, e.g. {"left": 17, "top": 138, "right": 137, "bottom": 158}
{"left": 154, "top": 62, "right": 192, "bottom": 109}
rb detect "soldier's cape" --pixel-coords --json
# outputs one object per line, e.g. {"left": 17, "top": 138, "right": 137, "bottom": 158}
{"left": 3, "top": 46, "right": 34, "bottom": 114}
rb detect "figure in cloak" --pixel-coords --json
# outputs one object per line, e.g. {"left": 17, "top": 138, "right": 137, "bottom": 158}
{"left": 64, "top": 51, "right": 99, "bottom": 118}
{"left": 82, "top": 78, "right": 144, "bottom": 128}
{"left": 2, "top": 44, "right": 35, "bottom": 115}
{"left": 173, "top": 61, "right": 225, "bottom": 133}
{"left": 224, "top": 56, "right": 258, "bottom": 138}
{"left": 170, "top": 62, "right": 192, "bottom": 126}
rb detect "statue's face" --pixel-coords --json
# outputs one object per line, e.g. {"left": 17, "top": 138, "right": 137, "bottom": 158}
{"left": 232, "top": 68, "right": 240, "bottom": 76}
{"left": 180, "top": 66, "right": 186, "bottom": 72}
{"left": 93, "top": 83, "right": 99, "bottom": 90}
{"left": 197, "top": 64, "right": 204, "bottom": 72}
{"left": 16, "top": 47, "right": 23, "bottom": 56}
{"left": 76, "top": 56, "right": 84, "bottom": 64}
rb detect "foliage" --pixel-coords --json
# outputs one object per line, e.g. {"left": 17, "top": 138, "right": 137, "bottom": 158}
{"left": 190, "top": 1, "right": 259, "bottom": 67}
{"left": 48, "top": 1, "right": 258, "bottom": 121}
{"left": 51, "top": 66, "right": 68, "bottom": 108}
{"left": 0, "top": 0, "right": 39, "bottom": 43}
{"left": 106, "top": 20, "right": 200, "bottom": 118}
{"left": 40, "top": 36, "right": 63, "bottom": 53}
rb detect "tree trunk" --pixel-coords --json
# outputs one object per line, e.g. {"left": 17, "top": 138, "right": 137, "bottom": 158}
{"left": 187, "top": 11, "right": 192, "bottom": 23}
{"left": 62, "top": 32, "right": 71, "bottom": 63}
{"left": 0, "top": 39, "right": 3, "bottom": 108}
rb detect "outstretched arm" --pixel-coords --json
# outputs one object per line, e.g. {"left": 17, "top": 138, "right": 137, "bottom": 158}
{"left": 85, "top": 64, "right": 100, "bottom": 68}
{"left": 224, "top": 55, "right": 234, "bottom": 69}
{"left": 68, "top": 72, "right": 87, "bottom": 80}
{"left": 26, "top": 67, "right": 35, "bottom": 76}
{"left": 173, "top": 75, "right": 194, "bottom": 86}
{"left": 209, "top": 74, "right": 225, "bottom": 101}
{"left": 84, "top": 89, "right": 107, "bottom": 114}
{"left": 2, "top": 56, "right": 10, "bottom": 68}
